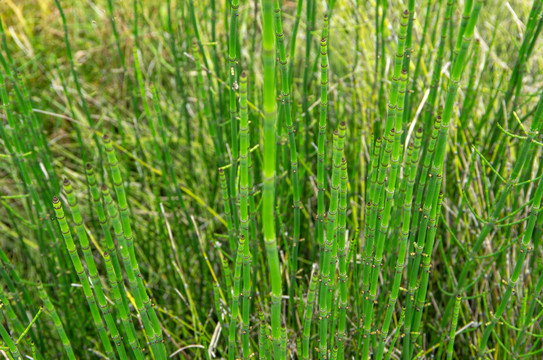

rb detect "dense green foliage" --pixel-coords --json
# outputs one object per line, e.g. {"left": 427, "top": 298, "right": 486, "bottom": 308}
{"left": 1, "top": 0, "right": 543, "bottom": 359}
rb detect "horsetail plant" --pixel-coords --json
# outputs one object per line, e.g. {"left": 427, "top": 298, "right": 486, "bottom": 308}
{"left": 101, "top": 185, "right": 163, "bottom": 358}
{"left": 273, "top": 0, "right": 301, "bottom": 324}
{"left": 103, "top": 135, "right": 167, "bottom": 359}
{"left": 3, "top": 0, "right": 543, "bottom": 358}
{"left": 104, "top": 251, "right": 145, "bottom": 359}
{"left": 362, "top": 10, "right": 409, "bottom": 359}
{"left": 261, "top": 0, "right": 282, "bottom": 356}
{"left": 447, "top": 296, "right": 462, "bottom": 360}
{"left": 0, "top": 320, "right": 21, "bottom": 360}
{"left": 374, "top": 128, "right": 422, "bottom": 360}
{"left": 52, "top": 196, "right": 115, "bottom": 358}
{"left": 442, "top": 74, "right": 543, "bottom": 328}
{"left": 85, "top": 164, "right": 130, "bottom": 316}
{"left": 228, "top": 0, "right": 240, "bottom": 233}
{"left": 228, "top": 235, "right": 244, "bottom": 360}
{"left": 37, "top": 281, "right": 75, "bottom": 360}
{"left": 318, "top": 121, "right": 346, "bottom": 358}
{"left": 239, "top": 70, "right": 252, "bottom": 360}
{"left": 337, "top": 155, "right": 350, "bottom": 360}
{"left": 478, "top": 161, "right": 543, "bottom": 356}
{"left": 302, "top": 270, "right": 319, "bottom": 360}
{"left": 317, "top": 17, "right": 329, "bottom": 268}
{"left": 62, "top": 179, "right": 128, "bottom": 359}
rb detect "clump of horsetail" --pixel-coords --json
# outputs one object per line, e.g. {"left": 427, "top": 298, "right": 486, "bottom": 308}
{"left": 317, "top": 15, "right": 329, "bottom": 269}
{"left": 318, "top": 121, "right": 346, "bottom": 358}
{"left": 52, "top": 196, "right": 115, "bottom": 358}
{"left": 273, "top": 0, "right": 302, "bottom": 324}
{"left": 102, "top": 135, "right": 167, "bottom": 359}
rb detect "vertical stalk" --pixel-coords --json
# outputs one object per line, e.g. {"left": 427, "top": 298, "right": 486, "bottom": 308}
{"left": 273, "top": 0, "right": 301, "bottom": 326}
{"left": 261, "top": 0, "right": 282, "bottom": 357}
{"left": 239, "top": 71, "right": 252, "bottom": 360}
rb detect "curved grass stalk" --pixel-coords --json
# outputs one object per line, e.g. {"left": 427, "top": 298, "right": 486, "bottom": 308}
{"left": 52, "top": 196, "right": 114, "bottom": 358}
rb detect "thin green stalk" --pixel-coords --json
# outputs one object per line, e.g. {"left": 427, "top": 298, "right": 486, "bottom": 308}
{"left": 302, "top": 271, "right": 319, "bottom": 359}
{"left": 228, "top": 236, "right": 245, "bottom": 360}
{"left": 37, "top": 281, "right": 76, "bottom": 360}
{"left": 447, "top": 296, "right": 462, "bottom": 360}
{"left": 317, "top": 18, "right": 329, "bottom": 268}
{"left": 228, "top": 0, "right": 240, "bottom": 233}
{"left": 0, "top": 319, "right": 21, "bottom": 360}
{"left": 261, "top": 0, "right": 282, "bottom": 357}
{"left": 478, "top": 161, "right": 543, "bottom": 356}
{"left": 220, "top": 168, "right": 237, "bottom": 253}
{"left": 442, "top": 83, "right": 543, "bottom": 328}
{"left": 337, "top": 156, "right": 349, "bottom": 360}
{"left": 239, "top": 71, "right": 252, "bottom": 360}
